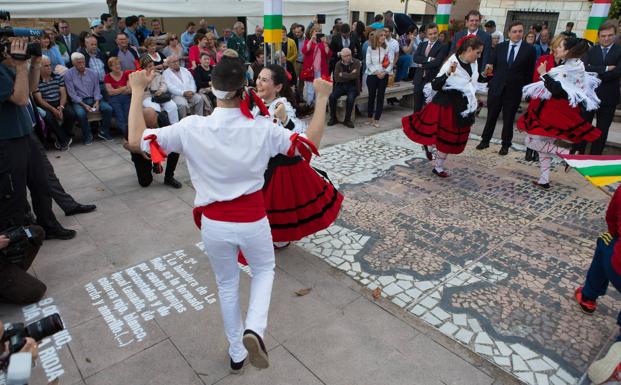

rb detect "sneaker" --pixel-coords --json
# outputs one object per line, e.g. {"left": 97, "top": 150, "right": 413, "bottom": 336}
{"left": 54, "top": 140, "right": 62, "bottom": 151}
{"left": 575, "top": 287, "right": 597, "bottom": 314}
{"left": 273, "top": 242, "right": 291, "bottom": 249}
{"left": 67, "top": 137, "right": 73, "bottom": 150}
{"left": 97, "top": 132, "right": 113, "bottom": 141}
{"left": 432, "top": 168, "right": 449, "bottom": 178}
{"left": 588, "top": 342, "right": 621, "bottom": 384}
{"left": 84, "top": 136, "right": 94, "bottom": 146}
{"left": 243, "top": 330, "right": 269, "bottom": 369}
{"left": 229, "top": 357, "right": 245, "bottom": 374}
{"left": 343, "top": 120, "right": 355, "bottom": 128}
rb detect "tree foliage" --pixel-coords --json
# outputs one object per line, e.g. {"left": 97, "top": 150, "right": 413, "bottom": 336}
{"left": 611, "top": 0, "right": 621, "bottom": 19}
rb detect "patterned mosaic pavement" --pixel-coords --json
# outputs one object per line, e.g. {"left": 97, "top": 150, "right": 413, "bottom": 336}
{"left": 298, "top": 129, "right": 619, "bottom": 385}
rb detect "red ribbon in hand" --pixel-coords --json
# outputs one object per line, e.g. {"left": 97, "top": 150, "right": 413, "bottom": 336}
{"left": 143, "top": 134, "right": 167, "bottom": 164}
{"left": 287, "top": 133, "right": 319, "bottom": 162}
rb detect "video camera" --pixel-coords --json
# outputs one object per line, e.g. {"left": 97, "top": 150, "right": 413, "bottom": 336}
{"left": 1, "top": 227, "right": 41, "bottom": 264}
{"left": 0, "top": 11, "right": 44, "bottom": 61}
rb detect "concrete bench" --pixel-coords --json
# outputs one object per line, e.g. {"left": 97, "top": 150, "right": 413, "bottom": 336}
{"left": 334, "top": 81, "right": 415, "bottom": 121}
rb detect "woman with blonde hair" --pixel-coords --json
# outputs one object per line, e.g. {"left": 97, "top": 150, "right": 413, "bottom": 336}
{"left": 162, "top": 34, "right": 187, "bottom": 67}
{"left": 365, "top": 30, "right": 393, "bottom": 127}
{"left": 143, "top": 37, "right": 166, "bottom": 70}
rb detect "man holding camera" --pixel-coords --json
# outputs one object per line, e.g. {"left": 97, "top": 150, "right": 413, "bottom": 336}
{"left": 0, "top": 225, "right": 46, "bottom": 304}
{"left": 1, "top": 38, "right": 75, "bottom": 241}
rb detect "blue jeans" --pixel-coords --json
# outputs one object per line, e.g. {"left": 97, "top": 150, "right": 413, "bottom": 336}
{"left": 72, "top": 97, "right": 113, "bottom": 141}
{"left": 109, "top": 94, "right": 131, "bottom": 135}
{"left": 582, "top": 234, "right": 621, "bottom": 336}
{"left": 395, "top": 55, "right": 413, "bottom": 81}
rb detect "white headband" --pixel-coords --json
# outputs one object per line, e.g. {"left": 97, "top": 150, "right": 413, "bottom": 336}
{"left": 211, "top": 87, "right": 240, "bottom": 100}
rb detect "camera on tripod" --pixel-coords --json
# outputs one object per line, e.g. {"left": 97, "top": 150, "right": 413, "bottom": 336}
{"left": 0, "top": 10, "right": 44, "bottom": 61}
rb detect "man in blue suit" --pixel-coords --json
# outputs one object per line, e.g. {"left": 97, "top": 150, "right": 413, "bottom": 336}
{"left": 451, "top": 10, "right": 492, "bottom": 72}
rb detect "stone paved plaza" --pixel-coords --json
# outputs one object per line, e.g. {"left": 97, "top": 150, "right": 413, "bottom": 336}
{"left": 0, "top": 107, "right": 617, "bottom": 385}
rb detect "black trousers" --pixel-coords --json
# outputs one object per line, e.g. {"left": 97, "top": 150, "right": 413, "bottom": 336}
{"left": 481, "top": 88, "right": 522, "bottom": 147}
{"left": 0, "top": 225, "right": 46, "bottom": 305}
{"left": 130, "top": 152, "right": 180, "bottom": 187}
{"left": 329, "top": 83, "right": 359, "bottom": 121}
{"left": 583, "top": 104, "right": 616, "bottom": 155}
{"left": 0, "top": 135, "right": 61, "bottom": 232}
{"left": 42, "top": 101, "right": 75, "bottom": 145}
{"left": 366, "top": 75, "right": 388, "bottom": 120}
{"left": 413, "top": 87, "right": 425, "bottom": 113}
{"left": 32, "top": 135, "right": 79, "bottom": 213}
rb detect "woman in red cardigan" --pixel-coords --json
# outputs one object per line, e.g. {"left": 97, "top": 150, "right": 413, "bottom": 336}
{"left": 187, "top": 33, "right": 212, "bottom": 70}
{"left": 301, "top": 26, "right": 331, "bottom": 105}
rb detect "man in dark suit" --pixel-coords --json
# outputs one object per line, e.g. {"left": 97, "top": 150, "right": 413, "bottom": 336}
{"left": 583, "top": 21, "right": 621, "bottom": 155}
{"left": 451, "top": 10, "right": 492, "bottom": 71}
{"left": 56, "top": 19, "right": 80, "bottom": 55}
{"left": 329, "top": 23, "right": 360, "bottom": 74}
{"left": 412, "top": 23, "right": 449, "bottom": 112}
{"left": 477, "top": 21, "right": 536, "bottom": 155}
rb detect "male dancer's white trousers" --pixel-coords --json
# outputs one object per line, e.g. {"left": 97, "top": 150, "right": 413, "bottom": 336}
{"left": 201, "top": 216, "right": 275, "bottom": 362}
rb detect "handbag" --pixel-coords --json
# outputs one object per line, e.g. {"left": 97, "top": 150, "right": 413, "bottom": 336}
{"left": 381, "top": 53, "right": 390, "bottom": 69}
{"left": 301, "top": 66, "right": 314, "bottom": 80}
{"left": 152, "top": 91, "right": 172, "bottom": 104}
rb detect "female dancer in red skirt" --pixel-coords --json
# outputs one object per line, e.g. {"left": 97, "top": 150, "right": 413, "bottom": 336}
{"left": 517, "top": 37, "right": 602, "bottom": 188}
{"left": 253, "top": 64, "right": 343, "bottom": 247}
{"left": 402, "top": 36, "right": 487, "bottom": 177}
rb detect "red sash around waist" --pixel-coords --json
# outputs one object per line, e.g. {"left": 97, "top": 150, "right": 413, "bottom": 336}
{"left": 192, "top": 191, "right": 266, "bottom": 228}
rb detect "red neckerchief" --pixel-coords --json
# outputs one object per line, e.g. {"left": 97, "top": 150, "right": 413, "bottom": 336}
{"left": 143, "top": 134, "right": 167, "bottom": 165}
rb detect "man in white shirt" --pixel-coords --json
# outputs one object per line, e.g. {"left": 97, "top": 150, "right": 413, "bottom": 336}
{"left": 163, "top": 55, "right": 204, "bottom": 118}
{"left": 384, "top": 26, "right": 400, "bottom": 68}
{"left": 126, "top": 55, "right": 332, "bottom": 374}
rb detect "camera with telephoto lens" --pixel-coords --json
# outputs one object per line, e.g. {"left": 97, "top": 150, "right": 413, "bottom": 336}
{"left": 0, "top": 227, "right": 38, "bottom": 264}
{"left": 2, "top": 313, "right": 64, "bottom": 354}
{"left": 0, "top": 11, "right": 43, "bottom": 61}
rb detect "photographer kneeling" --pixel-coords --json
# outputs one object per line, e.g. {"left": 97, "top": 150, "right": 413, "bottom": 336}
{"left": 0, "top": 225, "right": 46, "bottom": 304}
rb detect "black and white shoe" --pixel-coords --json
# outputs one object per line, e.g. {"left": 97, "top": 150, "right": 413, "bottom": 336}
{"left": 230, "top": 357, "right": 245, "bottom": 374}
{"left": 243, "top": 330, "right": 269, "bottom": 369}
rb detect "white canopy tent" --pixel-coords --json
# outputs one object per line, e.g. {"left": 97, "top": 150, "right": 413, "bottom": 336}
{"left": 2, "top": 0, "right": 348, "bottom": 28}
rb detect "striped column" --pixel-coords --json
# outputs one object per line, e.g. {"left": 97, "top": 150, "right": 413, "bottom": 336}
{"left": 264, "top": 0, "right": 283, "bottom": 44}
{"left": 436, "top": 0, "right": 452, "bottom": 32}
{"left": 584, "top": 0, "right": 612, "bottom": 43}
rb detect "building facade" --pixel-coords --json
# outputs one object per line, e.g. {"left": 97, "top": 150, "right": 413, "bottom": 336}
{"left": 479, "top": 0, "right": 592, "bottom": 37}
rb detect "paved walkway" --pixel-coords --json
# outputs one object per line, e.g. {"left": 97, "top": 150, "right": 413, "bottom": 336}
{"left": 0, "top": 104, "right": 616, "bottom": 385}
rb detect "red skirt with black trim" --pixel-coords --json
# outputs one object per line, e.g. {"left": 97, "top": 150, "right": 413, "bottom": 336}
{"left": 263, "top": 155, "right": 344, "bottom": 242}
{"left": 401, "top": 102, "right": 472, "bottom": 155}
{"left": 517, "top": 98, "right": 601, "bottom": 143}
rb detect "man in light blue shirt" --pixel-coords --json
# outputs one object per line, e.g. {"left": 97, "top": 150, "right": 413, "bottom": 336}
{"left": 123, "top": 16, "right": 140, "bottom": 48}
{"left": 181, "top": 22, "right": 197, "bottom": 54}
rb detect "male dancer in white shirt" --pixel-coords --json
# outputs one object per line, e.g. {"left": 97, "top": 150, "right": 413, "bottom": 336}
{"left": 126, "top": 56, "right": 332, "bottom": 373}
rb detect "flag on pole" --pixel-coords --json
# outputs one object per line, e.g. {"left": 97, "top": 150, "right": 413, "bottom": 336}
{"left": 559, "top": 154, "right": 621, "bottom": 186}
{"left": 584, "top": 0, "right": 612, "bottom": 43}
{"left": 436, "top": 0, "right": 452, "bottom": 33}
{"left": 264, "top": 0, "right": 283, "bottom": 44}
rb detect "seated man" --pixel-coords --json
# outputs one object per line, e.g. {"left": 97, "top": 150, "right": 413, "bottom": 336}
{"left": 163, "top": 55, "right": 204, "bottom": 118}
{"left": 64, "top": 52, "right": 113, "bottom": 144}
{"left": 34, "top": 55, "right": 75, "bottom": 150}
{"left": 328, "top": 48, "right": 360, "bottom": 128}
